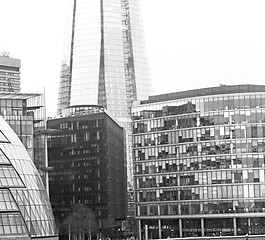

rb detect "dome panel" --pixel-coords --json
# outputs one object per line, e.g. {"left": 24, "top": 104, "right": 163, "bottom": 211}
{"left": 0, "top": 116, "right": 57, "bottom": 239}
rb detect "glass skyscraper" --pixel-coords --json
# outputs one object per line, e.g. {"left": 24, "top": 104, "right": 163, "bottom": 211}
{"left": 57, "top": 0, "right": 152, "bottom": 122}
{"left": 57, "top": 0, "right": 152, "bottom": 188}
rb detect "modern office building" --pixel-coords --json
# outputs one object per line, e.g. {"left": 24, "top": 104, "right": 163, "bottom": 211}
{"left": 132, "top": 85, "right": 265, "bottom": 239}
{"left": 0, "top": 52, "right": 21, "bottom": 93}
{"left": 0, "top": 93, "right": 48, "bottom": 188}
{"left": 0, "top": 115, "right": 57, "bottom": 239}
{"left": 47, "top": 106, "right": 127, "bottom": 238}
{"left": 0, "top": 53, "right": 50, "bottom": 190}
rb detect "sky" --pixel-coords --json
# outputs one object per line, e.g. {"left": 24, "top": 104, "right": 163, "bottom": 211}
{"left": 1, "top": 0, "right": 265, "bottom": 116}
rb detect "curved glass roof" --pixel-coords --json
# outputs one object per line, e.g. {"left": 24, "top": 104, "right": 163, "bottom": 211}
{"left": 0, "top": 116, "right": 57, "bottom": 239}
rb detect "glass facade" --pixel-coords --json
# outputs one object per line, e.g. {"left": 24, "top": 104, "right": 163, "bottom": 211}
{"left": 0, "top": 93, "right": 47, "bottom": 188}
{"left": 132, "top": 85, "right": 265, "bottom": 238}
{"left": 0, "top": 116, "right": 57, "bottom": 239}
{"left": 57, "top": 0, "right": 152, "bottom": 121}
{"left": 57, "top": 0, "right": 153, "bottom": 220}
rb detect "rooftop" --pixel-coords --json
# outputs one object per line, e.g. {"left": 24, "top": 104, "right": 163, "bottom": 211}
{"left": 141, "top": 84, "right": 265, "bottom": 104}
{"left": 0, "top": 93, "right": 40, "bottom": 100}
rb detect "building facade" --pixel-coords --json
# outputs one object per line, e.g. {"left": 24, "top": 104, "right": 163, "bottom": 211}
{"left": 0, "top": 54, "right": 49, "bottom": 187}
{"left": 56, "top": 0, "right": 153, "bottom": 226}
{"left": 132, "top": 85, "right": 265, "bottom": 238}
{"left": 0, "top": 116, "right": 57, "bottom": 239}
{"left": 57, "top": 0, "right": 152, "bottom": 121}
{"left": 47, "top": 106, "right": 127, "bottom": 237}
{"left": 0, "top": 52, "right": 21, "bottom": 93}
{"left": 0, "top": 93, "right": 48, "bottom": 188}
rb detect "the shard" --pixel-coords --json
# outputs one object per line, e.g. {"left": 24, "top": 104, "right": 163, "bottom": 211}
{"left": 57, "top": 0, "right": 152, "bottom": 185}
{"left": 57, "top": 0, "right": 152, "bottom": 121}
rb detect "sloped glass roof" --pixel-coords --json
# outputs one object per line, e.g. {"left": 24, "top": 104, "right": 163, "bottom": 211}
{"left": 0, "top": 116, "right": 57, "bottom": 239}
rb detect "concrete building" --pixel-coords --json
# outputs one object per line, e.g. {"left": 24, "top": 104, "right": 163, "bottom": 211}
{"left": 132, "top": 85, "right": 265, "bottom": 239}
{"left": 0, "top": 52, "right": 21, "bottom": 93}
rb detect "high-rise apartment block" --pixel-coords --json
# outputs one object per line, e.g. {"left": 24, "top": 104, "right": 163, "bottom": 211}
{"left": 0, "top": 52, "right": 21, "bottom": 93}
{"left": 132, "top": 85, "right": 265, "bottom": 239}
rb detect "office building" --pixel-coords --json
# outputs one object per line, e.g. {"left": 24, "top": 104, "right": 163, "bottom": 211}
{"left": 47, "top": 106, "right": 126, "bottom": 237}
{"left": 0, "top": 93, "right": 48, "bottom": 188}
{"left": 0, "top": 52, "right": 21, "bottom": 93}
{"left": 132, "top": 85, "right": 265, "bottom": 239}
{"left": 0, "top": 115, "right": 57, "bottom": 239}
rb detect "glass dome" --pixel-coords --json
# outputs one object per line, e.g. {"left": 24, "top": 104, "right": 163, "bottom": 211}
{"left": 0, "top": 116, "right": 57, "bottom": 239}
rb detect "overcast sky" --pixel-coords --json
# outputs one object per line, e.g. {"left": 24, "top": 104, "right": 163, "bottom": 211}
{"left": 1, "top": 0, "right": 265, "bottom": 116}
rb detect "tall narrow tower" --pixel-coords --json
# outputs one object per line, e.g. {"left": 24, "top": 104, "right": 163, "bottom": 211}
{"left": 57, "top": 0, "right": 152, "bottom": 185}
{"left": 57, "top": 0, "right": 152, "bottom": 121}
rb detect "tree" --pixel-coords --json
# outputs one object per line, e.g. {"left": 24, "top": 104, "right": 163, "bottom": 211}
{"left": 64, "top": 204, "right": 98, "bottom": 240}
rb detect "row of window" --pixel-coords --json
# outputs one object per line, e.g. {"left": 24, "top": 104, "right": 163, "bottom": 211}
{"left": 49, "top": 131, "right": 103, "bottom": 147}
{"left": 134, "top": 140, "right": 265, "bottom": 161}
{"left": 136, "top": 169, "right": 265, "bottom": 188}
{"left": 0, "top": 71, "right": 19, "bottom": 77}
{"left": 0, "top": 99, "right": 25, "bottom": 108}
{"left": 137, "top": 184, "right": 265, "bottom": 202}
{"left": 137, "top": 200, "right": 265, "bottom": 216}
{"left": 132, "top": 93, "right": 265, "bottom": 120}
{"left": 135, "top": 154, "right": 265, "bottom": 175}
{"left": 59, "top": 119, "right": 104, "bottom": 130}
{"left": 133, "top": 109, "right": 265, "bottom": 133}
{"left": 133, "top": 124, "right": 265, "bottom": 147}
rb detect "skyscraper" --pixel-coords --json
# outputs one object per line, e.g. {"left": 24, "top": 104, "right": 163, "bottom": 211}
{"left": 57, "top": 0, "right": 152, "bottom": 186}
{"left": 57, "top": 0, "right": 152, "bottom": 122}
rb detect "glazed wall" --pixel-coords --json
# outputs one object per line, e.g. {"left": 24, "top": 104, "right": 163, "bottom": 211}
{"left": 132, "top": 90, "right": 265, "bottom": 238}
